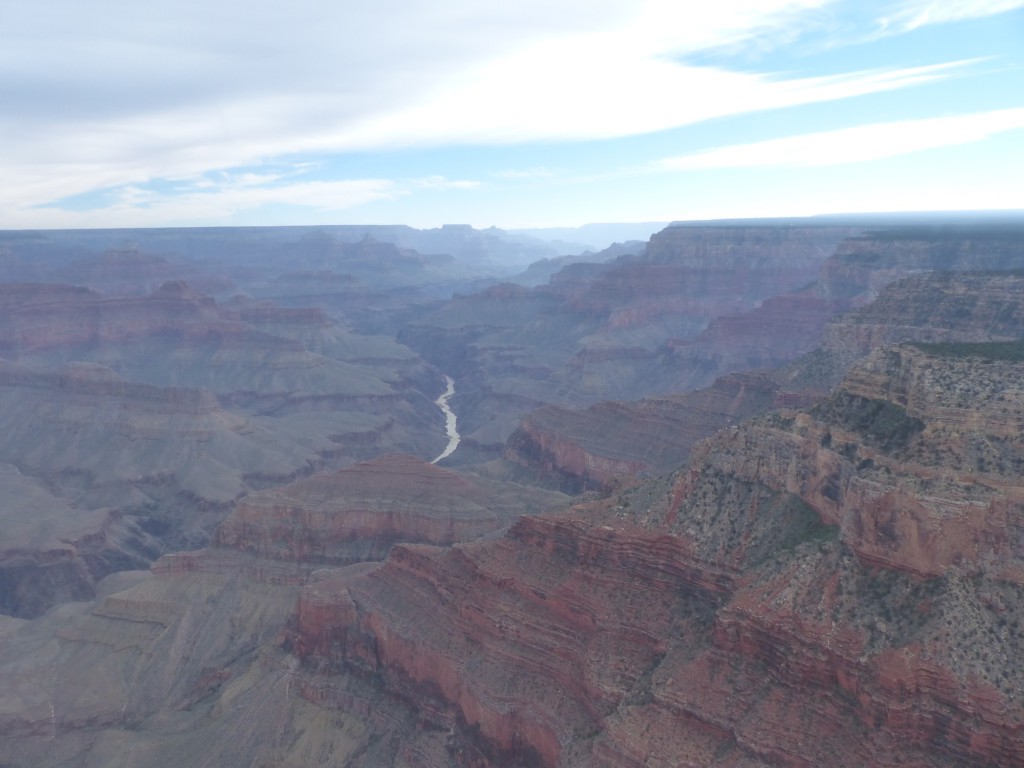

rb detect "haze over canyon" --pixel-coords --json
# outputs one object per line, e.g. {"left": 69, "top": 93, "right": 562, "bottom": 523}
{"left": 1, "top": 213, "right": 1024, "bottom": 767}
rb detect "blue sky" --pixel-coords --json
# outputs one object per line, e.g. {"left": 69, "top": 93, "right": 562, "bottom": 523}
{"left": 3, "top": 0, "right": 1023, "bottom": 229}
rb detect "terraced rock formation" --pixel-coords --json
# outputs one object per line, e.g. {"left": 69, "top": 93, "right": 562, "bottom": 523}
{"left": 290, "top": 341, "right": 1024, "bottom": 766}
{"left": 804, "top": 270, "right": 1024, "bottom": 389}
{"left": 507, "top": 268, "right": 1024, "bottom": 492}
{"left": 0, "top": 455, "right": 568, "bottom": 767}
{"left": 505, "top": 372, "right": 780, "bottom": 491}
{"left": 218, "top": 455, "right": 526, "bottom": 565}
{"left": 0, "top": 282, "right": 449, "bottom": 616}
{"left": 3, "top": 217, "right": 1024, "bottom": 766}
{"left": 400, "top": 224, "right": 855, "bottom": 456}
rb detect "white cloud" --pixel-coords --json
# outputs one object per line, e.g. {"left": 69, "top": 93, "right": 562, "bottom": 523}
{"left": 2, "top": 0, "right": 1018, "bottom": 227}
{"left": 324, "top": 52, "right": 965, "bottom": 150}
{"left": 657, "top": 107, "right": 1024, "bottom": 170}
{"left": 0, "top": 0, "right": 967, "bottom": 217}
{"left": 882, "top": 0, "right": 1024, "bottom": 31}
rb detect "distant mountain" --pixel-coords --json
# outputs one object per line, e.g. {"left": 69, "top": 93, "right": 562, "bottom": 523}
{"left": 507, "top": 221, "right": 669, "bottom": 250}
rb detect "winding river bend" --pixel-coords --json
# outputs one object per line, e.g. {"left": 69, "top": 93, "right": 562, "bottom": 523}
{"left": 430, "top": 375, "right": 460, "bottom": 464}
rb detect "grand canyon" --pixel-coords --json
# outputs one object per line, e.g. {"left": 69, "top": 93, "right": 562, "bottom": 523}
{"left": 1, "top": 215, "right": 1023, "bottom": 767}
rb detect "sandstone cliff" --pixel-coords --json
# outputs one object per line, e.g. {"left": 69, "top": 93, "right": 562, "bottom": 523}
{"left": 504, "top": 269, "right": 1024, "bottom": 493}
{"left": 820, "top": 224, "right": 1024, "bottom": 301}
{"left": 805, "top": 270, "right": 1024, "bottom": 388}
{"left": 710, "top": 343, "right": 1024, "bottom": 580}
{"left": 0, "top": 369, "right": 1020, "bottom": 766}
{"left": 0, "top": 454, "right": 569, "bottom": 767}
{"left": 401, "top": 221, "right": 1024, "bottom": 459}
{"left": 285, "top": 341, "right": 1024, "bottom": 767}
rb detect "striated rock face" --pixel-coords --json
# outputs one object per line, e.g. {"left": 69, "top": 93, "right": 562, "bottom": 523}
{"left": 673, "top": 293, "right": 848, "bottom": 373}
{"left": 216, "top": 455, "right": 502, "bottom": 565}
{"left": 813, "top": 270, "right": 1024, "bottom": 379}
{"left": 286, "top": 339, "right": 1024, "bottom": 767}
{"left": 0, "top": 357, "right": 348, "bottom": 499}
{"left": 397, "top": 224, "right": 838, "bottom": 458}
{"left": 409, "top": 223, "right": 1024, "bottom": 461}
{"left": 705, "top": 343, "right": 1024, "bottom": 580}
{"left": 293, "top": 516, "right": 729, "bottom": 768}
{"left": 505, "top": 372, "right": 780, "bottom": 491}
{"left": 401, "top": 225, "right": 855, "bottom": 455}
{"left": 0, "top": 453, "right": 570, "bottom": 766}
{"left": 0, "top": 356, "right": 344, "bottom": 616}
{"left": 293, "top": 496, "right": 1024, "bottom": 766}
{"left": 0, "top": 281, "right": 450, "bottom": 617}
{"left": 502, "top": 263, "right": 1024, "bottom": 494}
{"left": 0, "top": 280, "right": 223, "bottom": 354}
{"left": 5, "top": 220, "right": 1024, "bottom": 766}
{"left": 820, "top": 225, "right": 1024, "bottom": 301}
{"left": 568, "top": 224, "right": 848, "bottom": 325}
{"left": 0, "top": 281, "right": 434, "bottom": 406}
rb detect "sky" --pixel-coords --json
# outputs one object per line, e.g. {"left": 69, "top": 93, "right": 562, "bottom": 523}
{"left": 2, "top": 0, "right": 1023, "bottom": 230}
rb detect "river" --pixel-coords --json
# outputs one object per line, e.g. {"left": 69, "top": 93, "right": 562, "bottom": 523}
{"left": 430, "top": 375, "right": 460, "bottom": 464}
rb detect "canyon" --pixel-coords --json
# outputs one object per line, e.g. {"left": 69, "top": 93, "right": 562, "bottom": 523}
{"left": 1, "top": 215, "right": 1023, "bottom": 766}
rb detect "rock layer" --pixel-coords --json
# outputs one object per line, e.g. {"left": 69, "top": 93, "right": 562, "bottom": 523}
{"left": 217, "top": 455, "right": 501, "bottom": 565}
{"left": 505, "top": 372, "right": 780, "bottom": 490}
{"left": 3, "top": 220, "right": 1024, "bottom": 765}
{"left": 706, "top": 344, "right": 1024, "bottom": 580}
{"left": 0, "top": 281, "right": 450, "bottom": 617}
{"left": 401, "top": 224, "right": 855, "bottom": 454}
{"left": 289, "top": 340, "right": 1024, "bottom": 767}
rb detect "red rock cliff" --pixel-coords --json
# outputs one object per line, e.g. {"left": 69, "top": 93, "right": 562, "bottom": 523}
{"left": 290, "top": 340, "right": 1024, "bottom": 767}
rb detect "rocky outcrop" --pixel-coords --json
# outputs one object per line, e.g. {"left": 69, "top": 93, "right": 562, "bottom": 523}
{"left": 289, "top": 487, "right": 1024, "bottom": 766}
{"left": 557, "top": 224, "right": 852, "bottom": 337}
{"left": 293, "top": 515, "right": 730, "bottom": 767}
{"left": 635, "top": 223, "right": 852, "bottom": 300}
{"left": 700, "top": 343, "right": 1024, "bottom": 580}
{"left": 814, "top": 270, "right": 1024, "bottom": 376}
{"left": 0, "top": 356, "right": 350, "bottom": 615}
{"left": 416, "top": 221, "right": 1024, "bottom": 459}
{"left": 4, "top": 218, "right": 1024, "bottom": 766}
{"left": 673, "top": 293, "right": 848, "bottom": 372}
{"left": 503, "top": 258, "right": 1024, "bottom": 492}
{"left": 0, "top": 280, "right": 227, "bottom": 354}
